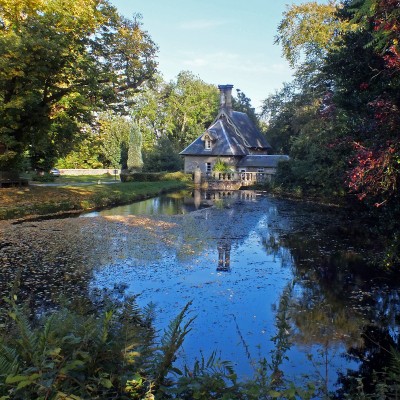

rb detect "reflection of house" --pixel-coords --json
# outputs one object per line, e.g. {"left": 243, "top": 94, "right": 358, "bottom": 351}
{"left": 180, "top": 84, "right": 288, "bottom": 176}
{"left": 217, "top": 239, "right": 231, "bottom": 272}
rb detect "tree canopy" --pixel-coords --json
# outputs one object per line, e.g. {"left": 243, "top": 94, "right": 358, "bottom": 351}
{"left": 0, "top": 0, "right": 157, "bottom": 171}
{"left": 266, "top": 0, "right": 400, "bottom": 207}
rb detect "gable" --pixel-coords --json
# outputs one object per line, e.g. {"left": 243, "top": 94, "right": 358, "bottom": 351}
{"left": 180, "top": 119, "right": 249, "bottom": 156}
{"left": 180, "top": 88, "right": 272, "bottom": 157}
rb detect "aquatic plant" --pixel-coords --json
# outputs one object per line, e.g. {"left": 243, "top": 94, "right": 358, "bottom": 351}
{"left": 0, "top": 295, "right": 193, "bottom": 399}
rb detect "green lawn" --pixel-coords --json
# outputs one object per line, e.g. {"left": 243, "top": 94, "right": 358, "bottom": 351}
{"left": 0, "top": 179, "right": 191, "bottom": 220}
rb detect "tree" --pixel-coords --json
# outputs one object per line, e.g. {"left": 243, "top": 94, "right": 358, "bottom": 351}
{"left": 97, "top": 112, "right": 132, "bottom": 170}
{"left": 127, "top": 122, "right": 143, "bottom": 171}
{"left": 323, "top": 0, "right": 400, "bottom": 206}
{"left": 265, "top": 0, "right": 400, "bottom": 204}
{"left": 163, "top": 71, "right": 219, "bottom": 150}
{"left": 0, "top": 0, "right": 157, "bottom": 171}
{"left": 143, "top": 136, "right": 183, "bottom": 172}
{"left": 130, "top": 76, "right": 168, "bottom": 153}
{"left": 275, "top": 1, "right": 349, "bottom": 69}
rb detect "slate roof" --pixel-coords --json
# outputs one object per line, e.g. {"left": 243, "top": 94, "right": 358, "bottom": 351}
{"left": 237, "top": 155, "right": 290, "bottom": 168}
{"left": 180, "top": 110, "right": 271, "bottom": 156}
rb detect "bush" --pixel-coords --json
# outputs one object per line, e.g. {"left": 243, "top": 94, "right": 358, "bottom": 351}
{"left": 31, "top": 172, "right": 56, "bottom": 182}
{"left": 120, "top": 171, "right": 191, "bottom": 183}
{"left": 212, "top": 159, "right": 234, "bottom": 173}
{"left": 0, "top": 295, "right": 194, "bottom": 400}
{"left": 142, "top": 138, "right": 183, "bottom": 172}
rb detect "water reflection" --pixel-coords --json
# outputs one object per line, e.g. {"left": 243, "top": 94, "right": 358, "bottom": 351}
{"left": 1, "top": 191, "right": 400, "bottom": 396}
{"left": 81, "top": 189, "right": 259, "bottom": 217}
{"left": 217, "top": 239, "right": 231, "bottom": 271}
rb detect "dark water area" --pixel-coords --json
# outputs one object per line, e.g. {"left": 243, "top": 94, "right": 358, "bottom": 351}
{"left": 87, "top": 190, "right": 400, "bottom": 394}
{"left": 81, "top": 189, "right": 212, "bottom": 217}
{"left": 1, "top": 189, "right": 399, "bottom": 397}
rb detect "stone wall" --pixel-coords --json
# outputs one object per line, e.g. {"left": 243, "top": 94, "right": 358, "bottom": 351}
{"left": 58, "top": 169, "right": 120, "bottom": 176}
{"left": 183, "top": 156, "right": 238, "bottom": 173}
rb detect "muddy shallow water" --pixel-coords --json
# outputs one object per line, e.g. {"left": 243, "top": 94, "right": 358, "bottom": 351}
{"left": 1, "top": 190, "right": 399, "bottom": 393}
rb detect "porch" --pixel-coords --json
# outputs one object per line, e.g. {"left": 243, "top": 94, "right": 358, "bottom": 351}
{"left": 196, "top": 171, "right": 272, "bottom": 190}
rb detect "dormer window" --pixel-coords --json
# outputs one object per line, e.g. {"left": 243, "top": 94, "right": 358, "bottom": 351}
{"left": 201, "top": 130, "right": 215, "bottom": 150}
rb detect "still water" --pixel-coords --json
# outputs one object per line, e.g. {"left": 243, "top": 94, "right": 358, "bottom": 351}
{"left": 85, "top": 190, "right": 399, "bottom": 394}
{"left": 81, "top": 189, "right": 212, "bottom": 216}
{"left": 2, "top": 190, "right": 399, "bottom": 396}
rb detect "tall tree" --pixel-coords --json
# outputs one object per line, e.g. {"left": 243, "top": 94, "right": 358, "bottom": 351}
{"left": 325, "top": 0, "right": 400, "bottom": 206}
{"left": 275, "top": 0, "right": 349, "bottom": 69}
{"left": 163, "top": 71, "right": 219, "bottom": 150}
{"left": 127, "top": 122, "right": 143, "bottom": 171}
{"left": 0, "top": 0, "right": 157, "bottom": 171}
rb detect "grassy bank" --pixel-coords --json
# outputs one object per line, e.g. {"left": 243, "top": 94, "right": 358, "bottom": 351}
{"left": 0, "top": 179, "right": 190, "bottom": 221}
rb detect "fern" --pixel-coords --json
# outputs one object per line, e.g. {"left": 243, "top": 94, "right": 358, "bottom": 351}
{"left": 172, "top": 351, "right": 239, "bottom": 399}
{"left": 152, "top": 301, "right": 195, "bottom": 394}
{"left": 0, "top": 344, "right": 18, "bottom": 377}
{"left": 11, "top": 306, "right": 39, "bottom": 366}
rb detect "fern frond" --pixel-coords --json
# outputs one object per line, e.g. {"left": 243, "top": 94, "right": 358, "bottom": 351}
{"left": 152, "top": 301, "right": 195, "bottom": 393}
{"left": 12, "top": 306, "right": 39, "bottom": 365}
{"left": 0, "top": 344, "right": 19, "bottom": 376}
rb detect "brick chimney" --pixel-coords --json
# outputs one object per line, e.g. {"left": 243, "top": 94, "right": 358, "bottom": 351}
{"left": 218, "top": 84, "right": 234, "bottom": 112}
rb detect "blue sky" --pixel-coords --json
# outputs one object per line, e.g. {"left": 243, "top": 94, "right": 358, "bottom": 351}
{"left": 109, "top": 0, "right": 325, "bottom": 110}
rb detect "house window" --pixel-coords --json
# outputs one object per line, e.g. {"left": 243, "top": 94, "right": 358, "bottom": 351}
{"left": 205, "top": 139, "right": 211, "bottom": 150}
{"left": 206, "top": 162, "right": 212, "bottom": 173}
{"left": 257, "top": 168, "right": 265, "bottom": 173}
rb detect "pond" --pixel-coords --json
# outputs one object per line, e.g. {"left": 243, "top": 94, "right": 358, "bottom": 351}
{"left": 1, "top": 190, "right": 399, "bottom": 396}
{"left": 81, "top": 189, "right": 212, "bottom": 217}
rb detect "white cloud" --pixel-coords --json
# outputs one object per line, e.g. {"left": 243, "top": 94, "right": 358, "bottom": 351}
{"left": 181, "top": 51, "right": 290, "bottom": 76}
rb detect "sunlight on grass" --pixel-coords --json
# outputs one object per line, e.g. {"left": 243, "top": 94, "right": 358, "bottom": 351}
{"left": 0, "top": 180, "right": 189, "bottom": 220}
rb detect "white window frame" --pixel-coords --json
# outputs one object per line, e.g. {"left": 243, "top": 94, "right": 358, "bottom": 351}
{"left": 205, "top": 138, "right": 212, "bottom": 150}
{"left": 206, "top": 162, "right": 212, "bottom": 173}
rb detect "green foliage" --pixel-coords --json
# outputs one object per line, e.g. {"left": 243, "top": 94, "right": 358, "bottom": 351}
{"left": 163, "top": 71, "right": 219, "bottom": 150}
{"left": 171, "top": 351, "right": 240, "bottom": 399}
{"left": 120, "top": 171, "right": 191, "bottom": 183}
{"left": 31, "top": 173, "right": 57, "bottom": 183}
{"left": 56, "top": 135, "right": 104, "bottom": 169}
{"left": 143, "top": 137, "right": 183, "bottom": 172}
{"left": 127, "top": 122, "right": 144, "bottom": 172}
{"left": 0, "top": 0, "right": 157, "bottom": 171}
{"left": 0, "top": 295, "right": 194, "bottom": 400}
{"left": 268, "top": 0, "right": 400, "bottom": 209}
{"left": 275, "top": 1, "right": 351, "bottom": 68}
{"left": 212, "top": 159, "right": 233, "bottom": 173}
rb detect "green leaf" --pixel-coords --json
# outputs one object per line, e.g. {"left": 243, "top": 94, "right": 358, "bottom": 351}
{"left": 6, "top": 375, "right": 28, "bottom": 384}
{"left": 8, "top": 312, "right": 16, "bottom": 321}
{"left": 100, "top": 378, "right": 113, "bottom": 389}
{"left": 269, "top": 390, "right": 282, "bottom": 398}
{"left": 16, "top": 380, "right": 34, "bottom": 390}
{"left": 60, "top": 360, "right": 85, "bottom": 374}
{"left": 47, "top": 347, "right": 62, "bottom": 357}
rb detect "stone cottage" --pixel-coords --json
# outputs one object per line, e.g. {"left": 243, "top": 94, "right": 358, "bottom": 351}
{"left": 180, "top": 84, "right": 288, "bottom": 175}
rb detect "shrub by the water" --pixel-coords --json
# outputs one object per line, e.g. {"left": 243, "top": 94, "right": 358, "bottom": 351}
{"left": 120, "top": 171, "right": 191, "bottom": 183}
